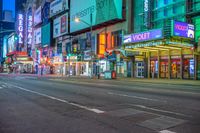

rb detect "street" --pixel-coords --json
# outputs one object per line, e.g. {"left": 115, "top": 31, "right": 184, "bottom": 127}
{"left": 0, "top": 75, "right": 200, "bottom": 133}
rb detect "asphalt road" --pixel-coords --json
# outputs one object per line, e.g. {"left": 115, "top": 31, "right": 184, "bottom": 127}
{"left": 0, "top": 76, "right": 200, "bottom": 133}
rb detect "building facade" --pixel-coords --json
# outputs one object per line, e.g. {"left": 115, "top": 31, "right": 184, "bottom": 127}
{"left": 123, "top": 0, "right": 200, "bottom": 80}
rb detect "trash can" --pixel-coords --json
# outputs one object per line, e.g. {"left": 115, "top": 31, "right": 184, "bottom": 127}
{"left": 111, "top": 70, "right": 116, "bottom": 79}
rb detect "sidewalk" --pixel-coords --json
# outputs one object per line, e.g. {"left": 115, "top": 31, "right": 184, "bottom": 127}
{"left": 1, "top": 73, "right": 200, "bottom": 86}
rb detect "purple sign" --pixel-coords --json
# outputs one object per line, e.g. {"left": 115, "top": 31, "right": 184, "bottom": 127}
{"left": 123, "top": 29, "right": 163, "bottom": 44}
{"left": 173, "top": 21, "right": 194, "bottom": 39}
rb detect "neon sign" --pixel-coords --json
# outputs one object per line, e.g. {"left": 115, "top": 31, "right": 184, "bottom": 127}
{"left": 27, "top": 15, "right": 33, "bottom": 45}
{"left": 144, "top": 0, "right": 149, "bottom": 28}
{"left": 18, "top": 14, "right": 24, "bottom": 44}
{"left": 123, "top": 29, "right": 163, "bottom": 44}
{"left": 173, "top": 21, "right": 194, "bottom": 39}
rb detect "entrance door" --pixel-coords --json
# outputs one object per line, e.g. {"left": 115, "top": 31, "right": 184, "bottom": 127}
{"left": 160, "top": 61, "right": 168, "bottom": 78}
{"left": 136, "top": 62, "right": 144, "bottom": 78}
{"left": 183, "top": 59, "right": 194, "bottom": 79}
{"left": 127, "top": 61, "right": 132, "bottom": 77}
{"left": 150, "top": 61, "right": 158, "bottom": 78}
{"left": 171, "top": 60, "right": 181, "bottom": 79}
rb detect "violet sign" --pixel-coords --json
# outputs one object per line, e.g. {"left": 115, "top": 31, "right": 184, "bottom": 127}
{"left": 173, "top": 21, "right": 194, "bottom": 39}
{"left": 123, "top": 29, "right": 163, "bottom": 44}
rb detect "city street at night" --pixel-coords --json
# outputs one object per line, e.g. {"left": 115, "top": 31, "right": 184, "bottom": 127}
{"left": 1, "top": 0, "right": 200, "bottom": 133}
{"left": 0, "top": 75, "right": 200, "bottom": 133}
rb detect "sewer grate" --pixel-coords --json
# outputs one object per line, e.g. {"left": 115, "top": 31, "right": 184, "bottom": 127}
{"left": 138, "top": 116, "right": 186, "bottom": 131}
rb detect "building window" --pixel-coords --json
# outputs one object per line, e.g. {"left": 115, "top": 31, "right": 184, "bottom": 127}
{"left": 98, "top": 34, "right": 106, "bottom": 55}
{"left": 164, "top": 8, "right": 167, "bottom": 16}
{"left": 111, "top": 30, "right": 122, "bottom": 48}
{"left": 164, "top": 0, "right": 168, "bottom": 4}
{"left": 173, "top": 5, "right": 176, "bottom": 14}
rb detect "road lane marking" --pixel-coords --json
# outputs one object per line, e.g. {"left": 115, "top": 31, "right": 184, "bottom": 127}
{"left": 11, "top": 85, "right": 105, "bottom": 114}
{"left": 108, "top": 92, "right": 165, "bottom": 102}
{"left": 159, "top": 130, "right": 176, "bottom": 133}
{"left": 130, "top": 104, "right": 191, "bottom": 118}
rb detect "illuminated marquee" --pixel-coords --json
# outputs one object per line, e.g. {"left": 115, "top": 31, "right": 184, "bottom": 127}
{"left": 27, "top": 15, "right": 33, "bottom": 45}
{"left": 18, "top": 14, "right": 24, "bottom": 44}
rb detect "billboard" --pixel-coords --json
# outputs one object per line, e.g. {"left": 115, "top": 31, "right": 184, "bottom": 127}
{"left": 8, "top": 35, "right": 15, "bottom": 53}
{"left": 70, "top": 0, "right": 122, "bottom": 32}
{"left": 42, "top": 2, "right": 50, "bottom": 24}
{"left": 42, "top": 23, "right": 51, "bottom": 46}
{"left": 173, "top": 21, "right": 194, "bottom": 39}
{"left": 53, "top": 13, "right": 68, "bottom": 38}
{"left": 3, "top": 36, "right": 8, "bottom": 58}
{"left": 123, "top": 29, "right": 163, "bottom": 44}
{"left": 34, "top": 6, "right": 42, "bottom": 26}
{"left": 34, "top": 28, "right": 41, "bottom": 45}
{"left": 50, "top": 0, "right": 68, "bottom": 17}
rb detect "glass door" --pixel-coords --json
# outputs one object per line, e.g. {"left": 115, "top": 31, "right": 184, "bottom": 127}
{"left": 136, "top": 62, "right": 144, "bottom": 78}
{"left": 160, "top": 61, "right": 168, "bottom": 78}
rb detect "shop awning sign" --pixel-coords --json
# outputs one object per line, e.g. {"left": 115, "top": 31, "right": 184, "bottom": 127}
{"left": 125, "top": 41, "right": 163, "bottom": 49}
{"left": 123, "top": 29, "right": 163, "bottom": 44}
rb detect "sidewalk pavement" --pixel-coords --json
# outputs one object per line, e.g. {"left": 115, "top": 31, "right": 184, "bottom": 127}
{"left": 0, "top": 73, "right": 200, "bottom": 86}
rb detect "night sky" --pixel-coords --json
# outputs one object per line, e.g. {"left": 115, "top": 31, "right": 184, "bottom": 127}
{"left": 2, "top": 0, "right": 15, "bottom": 18}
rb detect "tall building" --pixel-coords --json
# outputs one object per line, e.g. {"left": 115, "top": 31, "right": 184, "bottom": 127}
{"left": 0, "top": 0, "right": 3, "bottom": 20}
{"left": 0, "top": 0, "right": 15, "bottom": 65}
{"left": 124, "top": 0, "right": 200, "bottom": 80}
{"left": 15, "top": 0, "right": 27, "bottom": 16}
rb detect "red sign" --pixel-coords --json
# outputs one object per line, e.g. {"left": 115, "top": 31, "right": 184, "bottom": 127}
{"left": 61, "top": 15, "right": 66, "bottom": 33}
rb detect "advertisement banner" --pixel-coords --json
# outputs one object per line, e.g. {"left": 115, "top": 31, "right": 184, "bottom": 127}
{"left": 8, "top": 35, "right": 15, "bottom": 53}
{"left": 123, "top": 29, "right": 163, "bottom": 44}
{"left": 34, "top": 28, "right": 41, "bottom": 45}
{"left": 42, "top": 23, "right": 51, "bottom": 47}
{"left": 42, "top": 2, "right": 50, "bottom": 25}
{"left": 173, "top": 21, "right": 194, "bottom": 39}
{"left": 70, "top": 0, "right": 122, "bottom": 32}
{"left": 34, "top": 6, "right": 42, "bottom": 26}
{"left": 50, "top": 0, "right": 68, "bottom": 17}
{"left": 53, "top": 13, "right": 68, "bottom": 38}
{"left": 3, "top": 36, "right": 8, "bottom": 58}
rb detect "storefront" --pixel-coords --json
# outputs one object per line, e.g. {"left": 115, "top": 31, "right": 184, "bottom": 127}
{"left": 6, "top": 51, "right": 34, "bottom": 73}
{"left": 123, "top": 25, "right": 195, "bottom": 79}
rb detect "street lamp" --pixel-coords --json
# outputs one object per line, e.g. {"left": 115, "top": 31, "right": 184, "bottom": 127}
{"left": 74, "top": 14, "right": 93, "bottom": 78}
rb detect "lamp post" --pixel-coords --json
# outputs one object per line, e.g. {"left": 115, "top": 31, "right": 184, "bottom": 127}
{"left": 75, "top": 13, "right": 93, "bottom": 78}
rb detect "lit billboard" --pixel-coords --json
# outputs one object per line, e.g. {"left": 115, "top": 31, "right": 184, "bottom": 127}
{"left": 123, "top": 29, "right": 163, "bottom": 44}
{"left": 34, "top": 28, "right": 41, "bottom": 45}
{"left": 53, "top": 13, "right": 68, "bottom": 38}
{"left": 8, "top": 35, "right": 15, "bottom": 53}
{"left": 70, "top": 0, "right": 122, "bottom": 32}
{"left": 50, "top": 0, "right": 68, "bottom": 17}
{"left": 173, "top": 21, "right": 194, "bottom": 39}
{"left": 34, "top": 6, "right": 42, "bottom": 26}
{"left": 3, "top": 36, "right": 8, "bottom": 58}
